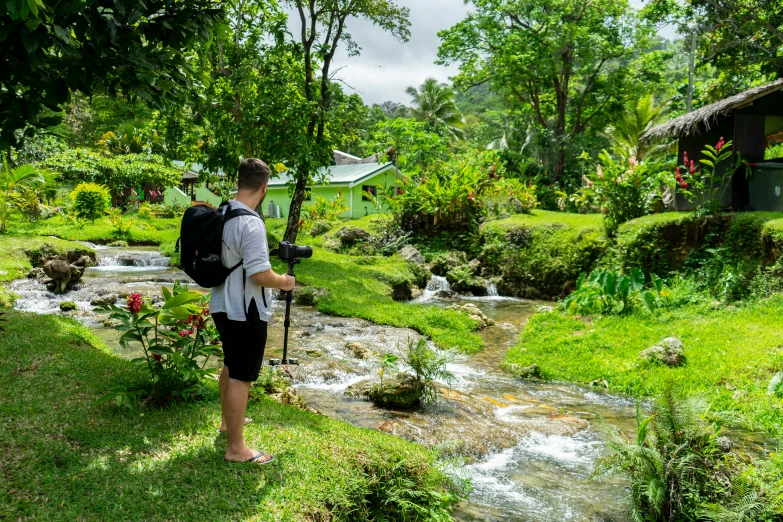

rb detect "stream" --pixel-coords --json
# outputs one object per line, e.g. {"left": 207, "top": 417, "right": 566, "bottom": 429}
{"left": 11, "top": 245, "right": 642, "bottom": 521}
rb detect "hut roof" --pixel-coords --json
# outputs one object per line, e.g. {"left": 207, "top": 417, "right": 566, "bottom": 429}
{"left": 642, "top": 79, "right": 783, "bottom": 142}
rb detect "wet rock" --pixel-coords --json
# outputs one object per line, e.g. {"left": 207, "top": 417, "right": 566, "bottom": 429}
{"left": 507, "top": 363, "right": 542, "bottom": 379}
{"left": 90, "top": 293, "right": 119, "bottom": 306}
{"left": 344, "top": 379, "right": 374, "bottom": 399}
{"left": 42, "top": 257, "right": 83, "bottom": 294}
{"left": 447, "top": 303, "right": 495, "bottom": 329}
{"left": 336, "top": 226, "right": 370, "bottom": 243}
{"left": 590, "top": 378, "right": 609, "bottom": 389}
{"left": 294, "top": 286, "right": 331, "bottom": 306}
{"left": 27, "top": 267, "right": 46, "bottom": 281}
{"left": 399, "top": 245, "right": 425, "bottom": 265}
{"left": 346, "top": 341, "right": 371, "bottom": 359}
{"left": 433, "top": 289, "right": 458, "bottom": 300}
{"left": 268, "top": 388, "right": 307, "bottom": 409}
{"left": 640, "top": 336, "right": 685, "bottom": 367}
{"left": 467, "top": 258, "right": 481, "bottom": 273}
{"left": 716, "top": 436, "right": 734, "bottom": 452}
{"left": 309, "top": 220, "right": 332, "bottom": 237}
{"left": 378, "top": 421, "right": 395, "bottom": 433}
{"left": 536, "top": 305, "right": 555, "bottom": 313}
{"left": 75, "top": 255, "right": 94, "bottom": 268}
{"left": 59, "top": 301, "right": 77, "bottom": 312}
{"left": 390, "top": 280, "right": 413, "bottom": 301}
{"left": 369, "top": 376, "right": 423, "bottom": 408}
{"left": 107, "top": 240, "right": 128, "bottom": 247}
{"left": 305, "top": 350, "right": 323, "bottom": 358}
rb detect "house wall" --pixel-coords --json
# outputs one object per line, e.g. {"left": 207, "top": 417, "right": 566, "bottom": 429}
{"left": 195, "top": 185, "right": 223, "bottom": 208}
{"left": 164, "top": 186, "right": 191, "bottom": 208}
{"left": 263, "top": 168, "right": 399, "bottom": 219}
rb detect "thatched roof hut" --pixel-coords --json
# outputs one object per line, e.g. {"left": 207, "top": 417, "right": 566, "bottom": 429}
{"left": 643, "top": 79, "right": 783, "bottom": 142}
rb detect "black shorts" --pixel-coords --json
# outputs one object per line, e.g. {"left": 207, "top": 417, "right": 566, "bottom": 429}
{"left": 212, "top": 298, "right": 268, "bottom": 382}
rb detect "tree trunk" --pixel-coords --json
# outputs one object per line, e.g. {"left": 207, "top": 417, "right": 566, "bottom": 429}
{"left": 283, "top": 173, "right": 308, "bottom": 244}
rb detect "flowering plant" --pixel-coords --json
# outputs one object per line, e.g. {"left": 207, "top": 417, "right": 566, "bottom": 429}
{"left": 675, "top": 138, "right": 748, "bottom": 213}
{"left": 95, "top": 286, "right": 221, "bottom": 409}
{"left": 559, "top": 150, "right": 666, "bottom": 234}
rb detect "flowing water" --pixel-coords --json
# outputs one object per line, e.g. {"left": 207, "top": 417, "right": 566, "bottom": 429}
{"left": 13, "top": 249, "right": 644, "bottom": 520}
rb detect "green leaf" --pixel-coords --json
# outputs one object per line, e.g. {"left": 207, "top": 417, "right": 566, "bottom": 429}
{"left": 699, "top": 159, "right": 714, "bottom": 167}
{"left": 162, "top": 291, "right": 202, "bottom": 309}
{"left": 161, "top": 286, "right": 172, "bottom": 301}
{"left": 630, "top": 268, "right": 645, "bottom": 291}
{"left": 618, "top": 277, "right": 630, "bottom": 300}
{"left": 642, "top": 291, "right": 657, "bottom": 314}
{"left": 651, "top": 273, "right": 663, "bottom": 293}
{"left": 120, "top": 330, "right": 142, "bottom": 344}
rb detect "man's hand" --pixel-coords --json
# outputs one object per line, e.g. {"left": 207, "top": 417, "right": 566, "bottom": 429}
{"left": 250, "top": 270, "right": 295, "bottom": 290}
{"left": 280, "top": 275, "right": 295, "bottom": 292}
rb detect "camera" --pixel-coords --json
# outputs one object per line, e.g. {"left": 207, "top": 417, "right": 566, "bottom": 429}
{"left": 277, "top": 241, "right": 313, "bottom": 263}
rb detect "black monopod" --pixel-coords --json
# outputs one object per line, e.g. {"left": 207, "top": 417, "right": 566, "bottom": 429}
{"left": 268, "top": 241, "right": 312, "bottom": 366}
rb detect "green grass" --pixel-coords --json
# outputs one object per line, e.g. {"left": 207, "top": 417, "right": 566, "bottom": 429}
{"left": 0, "top": 310, "right": 458, "bottom": 521}
{"left": 13, "top": 213, "right": 181, "bottom": 246}
{"left": 504, "top": 298, "right": 783, "bottom": 437}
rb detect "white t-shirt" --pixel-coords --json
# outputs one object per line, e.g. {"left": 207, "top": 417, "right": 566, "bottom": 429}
{"left": 209, "top": 200, "right": 273, "bottom": 322}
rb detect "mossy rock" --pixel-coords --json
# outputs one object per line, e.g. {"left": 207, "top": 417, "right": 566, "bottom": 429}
{"left": 431, "top": 251, "right": 469, "bottom": 277}
{"left": 294, "top": 286, "right": 331, "bottom": 306}
{"left": 368, "top": 376, "right": 424, "bottom": 408}
{"left": 25, "top": 242, "right": 96, "bottom": 267}
{"left": 107, "top": 240, "right": 129, "bottom": 247}
{"left": 59, "top": 301, "right": 77, "bottom": 312}
{"left": 309, "top": 220, "right": 332, "bottom": 237}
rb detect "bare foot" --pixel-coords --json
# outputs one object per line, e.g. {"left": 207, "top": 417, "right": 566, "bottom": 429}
{"left": 223, "top": 449, "right": 275, "bottom": 465}
{"left": 218, "top": 417, "right": 252, "bottom": 433}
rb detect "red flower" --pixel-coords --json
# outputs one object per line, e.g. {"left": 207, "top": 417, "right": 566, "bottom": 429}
{"left": 397, "top": 187, "right": 403, "bottom": 195}
{"left": 689, "top": 160, "right": 696, "bottom": 174}
{"left": 489, "top": 171, "right": 495, "bottom": 179}
{"left": 152, "top": 354, "right": 162, "bottom": 363}
{"left": 127, "top": 293, "right": 143, "bottom": 314}
{"left": 467, "top": 191, "right": 476, "bottom": 202}
{"left": 716, "top": 137, "right": 725, "bottom": 153}
{"left": 683, "top": 151, "right": 689, "bottom": 165}
{"left": 178, "top": 328, "right": 193, "bottom": 338}
{"left": 681, "top": 181, "right": 689, "bottom": 189}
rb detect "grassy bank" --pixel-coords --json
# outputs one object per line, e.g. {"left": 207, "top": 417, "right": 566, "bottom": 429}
{"left": 478, "top": 210, "right": 607, "bottom": 298}
{"left": 504, "top": 298, "right": 783, "bottom": 437}
{"left": 0, "top": 310, "right": 460, "bottom": 521}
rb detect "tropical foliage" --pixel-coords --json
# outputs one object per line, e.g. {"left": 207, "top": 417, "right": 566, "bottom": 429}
{"left": 562, "top": 268, "right": 662, "bottom": 315}
{"left": 0, "top": 160, "right": 45, "bottom": 233}
{"left": 70, "top": 182, "right": 111, "bottom": 223}
{"left": 94, "top": 287, "right": 221, "bottom": 408}
{"left": 675, "top": 139, "right": 748, "bottom": 213}
{"left": 404, "top": 78, "right": 465, "bottom": 140}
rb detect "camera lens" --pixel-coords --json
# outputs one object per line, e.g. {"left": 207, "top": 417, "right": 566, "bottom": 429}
{"left": 295, "top": 245, "right": 313, "bottom": 259}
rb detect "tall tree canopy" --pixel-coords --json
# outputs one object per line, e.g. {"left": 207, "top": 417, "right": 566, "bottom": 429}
{"left": 279, "top": 0, "right": 411, "bottom": 243}
{"left": 404, "top": 78, "right": 464, "bottom": 140}
{"left": 0, "top": 0, "right": 222, "bottom": 151}
{"left": 438, "top": 0, "right": 654, "bottom": 180}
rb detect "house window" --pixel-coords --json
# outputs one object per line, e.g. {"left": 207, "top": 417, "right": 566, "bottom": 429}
{"left": 362, "top": 185, "right": 377, "bottom": 201}
{"left": 304, "top": 187, "right": 312, "bottom": 201}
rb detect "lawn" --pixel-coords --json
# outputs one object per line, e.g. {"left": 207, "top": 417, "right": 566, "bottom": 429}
{"left": 0, "top": 310, "right": 459, "bottom": 521}
{"left": 504, "top": 298, "right": 783, "bottom": 437}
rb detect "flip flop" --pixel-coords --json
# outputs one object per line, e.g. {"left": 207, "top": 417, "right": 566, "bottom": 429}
{"left": 217, "top": 417, "right": 253, "bottom": 434}
{"left": 223, "top": 451, "right": 275, "bottom": 465}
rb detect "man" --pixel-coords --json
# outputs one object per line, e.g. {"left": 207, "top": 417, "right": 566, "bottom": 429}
{"left": 210, "top": 158, "right": 295, "bottom": 465}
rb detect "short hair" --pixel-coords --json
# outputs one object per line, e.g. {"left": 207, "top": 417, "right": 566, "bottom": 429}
{"left": 237, "top": 158, "right": 271, "bottom": 192}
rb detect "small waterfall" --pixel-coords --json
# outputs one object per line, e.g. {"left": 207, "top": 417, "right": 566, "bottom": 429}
{"left": 425, "top": 275, "right": 451, "bottom": 292}
{"left": 96, "top": 250, "right": 171, "bottom": 267}
{"left": 485, "top": 282, "right": 499, "bottom": 297}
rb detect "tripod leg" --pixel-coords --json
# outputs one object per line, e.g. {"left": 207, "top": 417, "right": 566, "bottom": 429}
{"left": 281, "top": 289, "right": 293, "bottom": 364}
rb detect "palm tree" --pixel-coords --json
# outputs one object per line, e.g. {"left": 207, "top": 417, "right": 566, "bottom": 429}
{"left": 604, "top": 95, "right": 668, "bottom": 161}
{"left": 1, "top": 157, "right": 44, "bottom": 233}
{"left": 405, "top": 78, "right": 465, "bottom": 140}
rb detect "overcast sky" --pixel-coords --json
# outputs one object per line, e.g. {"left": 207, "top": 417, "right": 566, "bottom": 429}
{"left": 287, "top": 0, "right": 674, "bottom": 106}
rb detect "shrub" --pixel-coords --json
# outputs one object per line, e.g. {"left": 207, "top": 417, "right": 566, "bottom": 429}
{"left": 137, "top": 202, "right": 153, "bottom": 220}
{"left": 70, "top": 182, "right": 111, "bottom": 223}
{"left": 94, "top": 287, "right": 221, "bottom": 408}
{"left": 559, "top": 151, "right": 666, "bottom": 235}
{"left": 300, "top": 193, "right": 348, "bottom": 231}
{"left": 104, "top": 208, "right": 135, "bottom": 236}
{"left": 401, "top": 337, "right": 458, "bottom": 405}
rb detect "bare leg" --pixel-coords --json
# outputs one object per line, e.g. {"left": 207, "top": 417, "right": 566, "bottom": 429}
{"left": 219, "top": 365, "right": 229, "bottom": 431}
{"left": 223, "top": 378, "right": 255, "bottom": 461}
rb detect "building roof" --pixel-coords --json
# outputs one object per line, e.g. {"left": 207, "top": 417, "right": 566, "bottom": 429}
{"left": 268, "top": 161, "right": 396, "bottom": 188}
{"left": 643, "top": 79, "right": 783, "bottom": 142}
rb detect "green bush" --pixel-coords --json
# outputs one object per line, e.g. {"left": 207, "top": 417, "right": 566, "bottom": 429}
{"left": 70, "top": 182, "right": 111, "bottom": 223}
{"left": 561, "top": 268, "right": 660, "bottom": 315}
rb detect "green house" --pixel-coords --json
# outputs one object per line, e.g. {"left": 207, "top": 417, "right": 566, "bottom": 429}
{"left": 266, "top": 154, "right": 400, "bottom": 219}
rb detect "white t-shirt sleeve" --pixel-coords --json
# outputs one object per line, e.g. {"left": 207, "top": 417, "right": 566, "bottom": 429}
{"left": 239, "top": 217, "right": 272, "bottom": 276}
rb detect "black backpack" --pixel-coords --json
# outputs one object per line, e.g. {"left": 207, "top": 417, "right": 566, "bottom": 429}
{"left": 176, "top": 203, "right": 255, "bottom": 288}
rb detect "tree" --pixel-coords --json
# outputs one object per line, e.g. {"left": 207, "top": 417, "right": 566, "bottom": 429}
{"left": 0, "top": 0, "right": 222, "bottom": 151}
{"left": 604, "top": 95, "right": 667, "bottom": 160}
{"left": 438, "top": 0, "right": 654, "bottom": 181}
{"left": 404, "top": 78, "right": 465, "bottom": 140}
{"left": 280, "top": 0, "right": 410, "bottom": 243}
{"left": 359, "top": 119, "right": 450, "bottom": 177}
{"left": 1, "top": 158, "right": 44, "bottom": 233}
